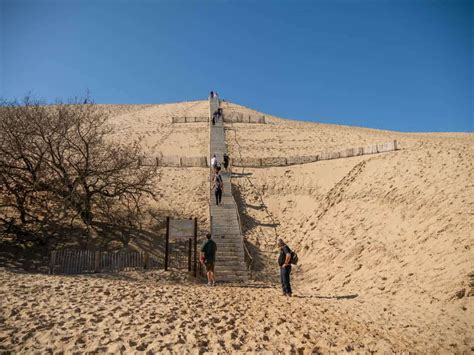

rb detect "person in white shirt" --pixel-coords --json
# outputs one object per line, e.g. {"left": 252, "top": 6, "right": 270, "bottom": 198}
{"left": 210, "top": 154, "right": 218, "bottom": 171}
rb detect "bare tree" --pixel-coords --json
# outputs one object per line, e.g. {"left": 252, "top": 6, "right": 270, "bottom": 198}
{"left": 0, "top": 96, "right": 157, "bottom": 245}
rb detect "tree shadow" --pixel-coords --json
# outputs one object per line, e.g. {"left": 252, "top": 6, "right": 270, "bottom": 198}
{"left": 0, "top": 217, "right": 168, "bottom": 274}
{"left": 0, "top": 222, "right": 92, "bottom": 273}
{"left": 92, "top": 221, "right": 164, "bottom": 257}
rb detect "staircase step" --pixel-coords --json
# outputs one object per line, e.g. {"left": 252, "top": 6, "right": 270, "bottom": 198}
{"left": 216, "top": 253, "right": 245, "bottom": 259}
{"left": 215, "top": 246, "right": 244, "bottom": 251}
{"left": 215, "top": 259, "right": 246, "bottom": 265}
{"left": 216, "top": 272, "right": 248, "bottom": 277}
{"left": 215, "top": 266, "right": 247, "bottom": 271}
{"left": 214, "top": 237, "right": 243, "bottom": 241}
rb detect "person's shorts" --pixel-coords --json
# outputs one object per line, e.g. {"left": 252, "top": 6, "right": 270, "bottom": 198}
{"left": 205, "top": 262, "right": 215, "bottom": 272}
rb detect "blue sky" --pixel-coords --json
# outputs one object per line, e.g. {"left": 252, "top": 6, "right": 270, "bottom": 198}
{"left": 1, "top": 0, "right": 472, "bottom": 132}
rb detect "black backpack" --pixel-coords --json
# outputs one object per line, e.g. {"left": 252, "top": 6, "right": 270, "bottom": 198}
{"left": 290, "top": 249, "right": 299, "bottom": 265}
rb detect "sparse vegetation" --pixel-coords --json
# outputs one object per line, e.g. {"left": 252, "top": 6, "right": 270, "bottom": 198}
{"left": 0, "top": 96, "right": 157, "bottom": 248}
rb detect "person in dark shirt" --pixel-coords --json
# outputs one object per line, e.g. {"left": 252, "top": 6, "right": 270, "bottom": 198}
{"left": 212, "top": 167, "right": 223, "bottom": 206}
{"left": 278, "top": 238, "right": 293, "bottom": 296}
{"left": 223, "top": 153, "right": 229, "bottom": 172}
{"left": 201, "top": 233, "right": 217, "bottom": 286}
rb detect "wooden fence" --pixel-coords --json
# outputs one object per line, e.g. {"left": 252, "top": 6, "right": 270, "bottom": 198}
{"left": 139, "top": 156, "right": 208, "bottom": 167}
{"left": 171, "top": 116, "right": 209, "bottom": 123}
{"left": 232, "top": 140, "right": 398, "bottom": 167}
{"left": 223, "top": 112, "right": 266, "bottom": 124}
{"left": 49, "top": 249, "right": 161, "bottom": 275}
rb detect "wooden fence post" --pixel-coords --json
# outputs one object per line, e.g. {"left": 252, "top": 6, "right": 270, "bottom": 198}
{"left": 394, "top": 140, "right": 398, "bottom": 150}
{"left": 188, "top": 238, "right": 192, "bottom": 272}
{"left": 144, "top": 252, "right": 149, "bottom": 269}
{"left": 194, "top": 217, "right": 198, "bottom": 277}
{"left": 49, "top": 251, "right": 56, "bottom": 274}
{"left": 165, "top": 217, "right": 170, "bottom": 271}
{"left": 94, "top": 251, "right": 101, "bottom": 273}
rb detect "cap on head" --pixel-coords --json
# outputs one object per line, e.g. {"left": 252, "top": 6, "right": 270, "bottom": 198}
{"left": 277, "top": 238, "right": 285, "bottom": 246}
{"left": 206, "top": 233, "right": 212, "bottom": 240}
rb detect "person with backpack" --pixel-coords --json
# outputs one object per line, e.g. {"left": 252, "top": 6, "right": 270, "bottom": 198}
{"left": 278, "top": 238, "right": 294, "bottom": 297}
{"left": 212, "top": 167, "right": 223, "bottom": 206}
{"left": 223, "top": 153, "right": 229, "bottom": 172}
{"left": 200, "top": 233, "right": 217, "bottom": 286}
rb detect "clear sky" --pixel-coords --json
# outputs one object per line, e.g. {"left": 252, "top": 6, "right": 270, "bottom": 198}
{"left": 1, "top": 0, "right": 472, "bottom": 132}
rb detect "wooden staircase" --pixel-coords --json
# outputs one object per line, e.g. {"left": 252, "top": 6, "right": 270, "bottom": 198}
{"left": 209, "top": 96, "right": 249, "bottom": 282}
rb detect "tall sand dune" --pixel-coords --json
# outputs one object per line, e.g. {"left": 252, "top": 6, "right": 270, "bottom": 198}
{"left": 1, "top": 100, "right": 472, "bottom": 353}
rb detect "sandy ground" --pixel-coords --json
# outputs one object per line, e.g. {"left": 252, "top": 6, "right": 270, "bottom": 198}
{"left": 107, "top": 101, "right": 209, "bottom": 157}
{"left": 1, "top": 100, "right": 473, "bottom": 353}
{"left": 1, "top": 269, "right": 467, "bottom": 354}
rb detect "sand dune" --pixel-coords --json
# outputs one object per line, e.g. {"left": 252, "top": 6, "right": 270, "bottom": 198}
{"left": 1, "top": 100, "right": 473, "bottom": 353}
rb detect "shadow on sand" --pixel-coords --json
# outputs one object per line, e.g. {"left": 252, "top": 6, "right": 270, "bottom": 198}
{"left": 233, "top": 185, "right": 280, "bottom": 230}
{"left": 0, "top": 220, "right": 167, "bottom": 274}
{"left": 295, "top": 294, "right": 359, "bottom": 300}
{"left": 230, "top": 171, "right": 253, "bottom": 178}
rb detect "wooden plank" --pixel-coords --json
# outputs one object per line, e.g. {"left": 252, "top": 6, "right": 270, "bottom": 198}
{"left": 80, "top": 250, "right": 84, "bottom": 273}
{"left": 49, "top": 251, "right": 56, "bottom": 274}
{"left": 73, "top": 250, "right": 78, "bottom": 274}
{"left": 59, "top": 250, "right": 65, "bottom": 274}
{"left": 65, "top": 250, "right": 70, "bottom": 275}
{"left": 73, "top": 251, "right": 78, "bottom": 274}
{"left": 194, "top": 218, "right": 197, "bottom": 277}
{"left": 94, "top": 251, "right": 100, "bottom": 273}
{"left": 76, "top": 250, "right": 80, "bottom": 274}
{"left": 165, "top": 217, "right": 170, "bottom": 271}
{"left": 62, "top": 250, "right": 67, "bottom": 274}
{"left": 84, "top": 250, "right": 88, "bottom": 272}
{"left": 71, "top": 250, "right": 76, "bottom": 274}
